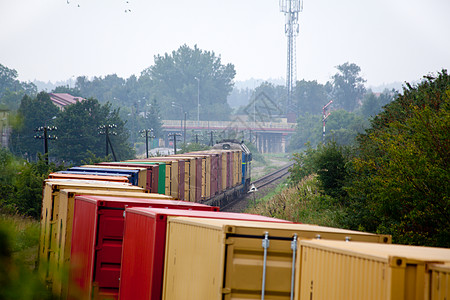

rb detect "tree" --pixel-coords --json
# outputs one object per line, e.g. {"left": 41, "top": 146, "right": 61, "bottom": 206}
{"left": 288, "top": 141, "right": 349, "bottom": 200}
{"left": 287, "top": 113, "right": 322, "bottom": 151}
{"left": 53, "top": 98, "right": 134, "bottom": 164}
{"left": 293, "top": 80, "right": 329, "bottom": 115}
{"left": 141, "top": 44, "right": 236, "bottom": 120}
{"left": 52, "top": 85, "right": 83, "bottom": 97}
{"left": 332, "top": 62, "right": 366, "bottom": 112}
{"left": 325, "top": 110, "right": 369, "bottom": 146}
{"left": 360, "top": 89, "right": 396, "bottom": 119}
{"left": 0, "top": 64, "right": 20, "bottom": 98}
{"left": 348, "top": 70, "right": 450, "bottom": 247}
{"left": 0, "top": 64, "right": 37, "bottom": 110}
{"left": 10, "top": 92, "right": 60, "bottom": 160}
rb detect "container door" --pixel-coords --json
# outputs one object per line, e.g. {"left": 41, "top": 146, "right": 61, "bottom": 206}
{"left": 94, "top": 207, "right": 126, "bottom": 294}
{"left": 217, "top": 154, "right": 223, "bottom": 192}
{"left": 196, "top": 159, "right": 203, "bottom": 202}
{"left": 178, "top": 161, "right": 185, "bottom": 200}
{"left": 151, "top": 166, "right": 159, "bottom": 194}
{"left": 158, "top": 164, "right": 166, "bottom": 194}
{"left": 211, "top": 156, "right": 217, "bottom": 196}
{"left": 223, "top": 234, "right": 298, "bottom": 299}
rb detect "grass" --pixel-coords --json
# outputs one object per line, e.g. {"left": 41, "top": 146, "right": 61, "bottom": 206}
{"left": 246, "top": 174, "right": 346, "bottom": 228}
{"left": 251, "top": 153, "right": 292, "bottom": 181}
{"left": 0, "top": 213, "right": 40, "bottom": 266}
{"left": 0, "top": 213, "right": 53, "bottom": 299}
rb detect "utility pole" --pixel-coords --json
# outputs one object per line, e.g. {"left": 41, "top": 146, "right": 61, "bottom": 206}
{"left": 207, "top": 130, "right": 215, "bottom": 146}
{"left": 99, "top": 124, "right": 118, "bottom": 161}
{"left": 34, "top": 126, "right": 57, "bottom": 164}
{"left": 140, "top": 128, "right": 154, "bottom": 158}
{"left": 168, "top": 133, "right": 182, "bottom": 154}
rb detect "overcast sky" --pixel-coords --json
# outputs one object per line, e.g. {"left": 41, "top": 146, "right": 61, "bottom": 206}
{"left": 1, "top": 0, "right": 449, "bottom": 87}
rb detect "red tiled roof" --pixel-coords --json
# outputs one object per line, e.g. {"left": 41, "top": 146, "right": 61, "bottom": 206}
{"left": 49, "top": 93, "right": 85, "bottom": 108}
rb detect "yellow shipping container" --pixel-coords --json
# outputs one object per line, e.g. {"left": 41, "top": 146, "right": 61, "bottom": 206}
{"left": 162, "top": 217, "right": 391, "bottom": 300}
{"left": 297, "top": 239, "right": 450, "bottom": 300}
{"left": 173, "top": 154, "right": 210, "bottom": 200}
{"left": 167, "top": 155, "right": 201, "bottom": 202}
{"left": 429, "top": 263, "right": 450, "bottom": 300}
{"left": 38, "top": 180, "right": 145, "bottom": 291}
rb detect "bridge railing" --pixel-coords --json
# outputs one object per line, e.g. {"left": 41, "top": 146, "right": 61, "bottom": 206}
{"left": 162, "top": 120, "right": 296, "bottom": 130}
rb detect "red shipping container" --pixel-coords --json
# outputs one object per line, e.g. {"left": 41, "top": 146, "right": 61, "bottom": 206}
{"left": 97, "top": 162, "right": 159, "bottom": 193}
{"left": 119, "top": 208, "right": 291, "bottom": 300}
{"left": 69, "top": 195, "right": 218, "bottom": 299}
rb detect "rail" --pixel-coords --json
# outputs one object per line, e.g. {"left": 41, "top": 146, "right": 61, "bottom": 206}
{"left": 221, "top": 162, "right": 294, "bottom": 211}
{"left": 252, "top": 162, "right": 294, "bottom": 189}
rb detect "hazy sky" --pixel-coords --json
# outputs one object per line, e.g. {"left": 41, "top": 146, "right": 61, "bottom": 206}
{"left": 1, "top": 0, "right": 449, "bottom": 87}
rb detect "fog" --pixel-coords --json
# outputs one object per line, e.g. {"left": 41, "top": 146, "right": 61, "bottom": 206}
{"left": 1, "top": 0, "right": 449, "bottom": 87}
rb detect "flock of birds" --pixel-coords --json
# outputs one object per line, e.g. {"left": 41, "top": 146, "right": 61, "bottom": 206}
{"left": 65, "top": 0, "right": 132, "bottom": 12}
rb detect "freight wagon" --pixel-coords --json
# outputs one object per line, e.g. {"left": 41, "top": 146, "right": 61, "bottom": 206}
{"left": 37, "top": 139, "right": 450, "bottom": 300}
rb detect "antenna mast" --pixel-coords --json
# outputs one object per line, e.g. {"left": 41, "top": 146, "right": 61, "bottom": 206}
{"left": 279, "top": 0, "right": 302, "bottom": 120}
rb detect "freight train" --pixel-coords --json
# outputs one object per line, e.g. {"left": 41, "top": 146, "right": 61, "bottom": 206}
{"left": 37, "top": 139, "right": 450, "bottom": 300}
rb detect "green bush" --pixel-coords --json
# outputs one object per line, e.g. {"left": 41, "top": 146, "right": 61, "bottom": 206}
{"left": 0, "top": 216, "right": 54, "bottom": 300}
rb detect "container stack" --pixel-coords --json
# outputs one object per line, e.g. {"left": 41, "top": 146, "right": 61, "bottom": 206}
{"left": 37, "top": 145, "right": 450, "bottom": 300}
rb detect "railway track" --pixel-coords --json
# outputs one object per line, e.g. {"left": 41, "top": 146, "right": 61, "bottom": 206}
{"left": 221, "top": 162, "right": 294, "bottom": 212}
{"left": 251, "top": 162, "right": 294, "bottom": 190}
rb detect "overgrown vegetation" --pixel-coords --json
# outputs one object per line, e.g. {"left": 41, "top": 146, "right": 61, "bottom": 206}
{"left": 247, "top": 175, "right": 345, "bottom": 228}
{"left": 0, "top": 214, "right": 53, "bottom": 299}
{"left": 254, "top": 70, "right": 450, "bottom": 247}
{"left": 0, "top": 149, "right": 64, "bottom": 218}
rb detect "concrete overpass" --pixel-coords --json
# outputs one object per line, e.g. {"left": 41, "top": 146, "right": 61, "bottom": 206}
{"left": 162, "top": 118, "right": 296, "bottom": 153}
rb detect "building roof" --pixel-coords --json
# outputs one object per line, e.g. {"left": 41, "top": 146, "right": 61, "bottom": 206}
{"left": 49, "top": 93, "right": 85, "bottom": 109}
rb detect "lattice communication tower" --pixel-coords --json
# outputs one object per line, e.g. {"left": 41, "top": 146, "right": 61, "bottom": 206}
{"left": 279, "top": 0, "right": 302, "bottom": 116}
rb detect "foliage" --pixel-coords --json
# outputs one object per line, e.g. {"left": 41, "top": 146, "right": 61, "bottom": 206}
{"left": 53, "top": 98, "right": 134, "bottom": 165}
{"left": 227, "top": 87, "right": 252, "bottom": 108}
{"left": 245, "top": 142, "right": 265, "bottom": 163}
{"left": 179, "top": 143, "right": 211, "bottom": 153}
{"left": 359, "top": 89, "right": 396, "bottom": 119}
{"left": 10, "top": 92, "right": 60, "bottom": 160}
{"left": 332, "top": 62, "right": 366, "bottom": 112}
{"left": 73, "top": 74, "right": 164, "bottom": 143}
{"left": 288, "top": 110, "right": 367, "bottom": 151}
{"left": 325, "top": 110, "right": 369, "bottom": 146}
{"left": 0, "top": 215, "right": 54, "bottom": 299}
{"left": 247, "top": 175, "right": 346, "bottom": 228}
{"left": 0, "top": 64, "right": 37, "bottom": 100}
{"left": 247, "top": 82, "right": 285, "bottom": 121}
{"left": 288, "top": 143, "right": 319, "bottom": 183}
{"left": 293, "top": 80, "right": 330, "bottom": 115}
{"left": 348, "top": 70, "right": 450, "bottom": 246}
{"left": 287, "top": 113, "right": 322, "bottom": 151}
{"left": 0, "top": 150, "right": 65, "bottom": 218}
{"left": 142, "top": 44, "right": 235, "bottom": 121}
{"left": 51, "top": 85, "right": 83, "bottom": 97}
{"left": 289, "top": 141, "right": 350, "bottom": 200}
